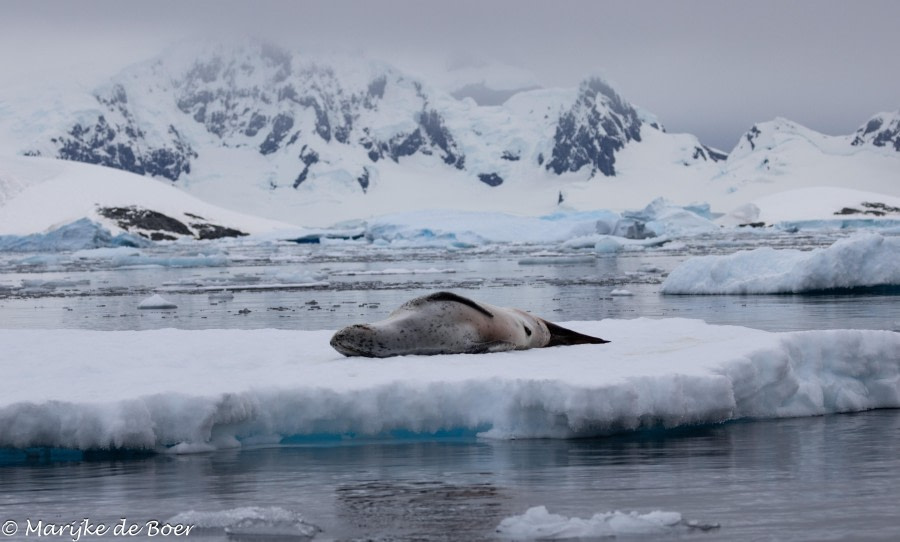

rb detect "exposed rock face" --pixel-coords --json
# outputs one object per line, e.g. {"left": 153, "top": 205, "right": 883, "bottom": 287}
{"left": 98, "top": 206, "right": 247, "bottom": 240}
{"left": 852, "top": 112, "right": 900, "bottom": 151}
{"left": 545, "top": 78, "right": 643, "bottom": 177}
{"left": 53, "top": 85, "right": 196, "bottom": 180}
{"left": 39, "top": 43, "right": 468, "bottom": 188}
{"left": 25, "top": 42, "right": 743, "bottom": 197}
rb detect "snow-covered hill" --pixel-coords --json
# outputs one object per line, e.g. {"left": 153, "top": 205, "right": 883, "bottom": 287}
{"left": 0, "top": 41, "right": 897, "bottom": 227}
{"left": 0, "top": 156, "right": 303, "bottom": 243}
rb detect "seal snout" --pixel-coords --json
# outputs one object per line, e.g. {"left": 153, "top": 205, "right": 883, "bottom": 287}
{"left": 330, "top": 324, "right": 379, "bottom": 357}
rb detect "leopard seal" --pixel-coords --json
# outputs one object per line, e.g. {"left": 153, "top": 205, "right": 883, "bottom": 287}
{"left": 330, "top": 291, "right": 609, "bottom": 357}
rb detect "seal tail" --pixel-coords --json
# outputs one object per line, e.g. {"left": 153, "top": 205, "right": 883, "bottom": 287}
{"left": 542, "top": 320, "right": 610, "bottom": 347}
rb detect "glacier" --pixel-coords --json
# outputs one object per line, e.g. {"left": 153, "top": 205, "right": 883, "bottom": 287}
{"left": 1, "top": 318, "right": 897, "bottom": 453}
{"left": 661, "top": 233, "right": 900, "bottom": 294}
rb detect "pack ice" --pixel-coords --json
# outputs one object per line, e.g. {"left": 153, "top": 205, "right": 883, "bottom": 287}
{"left": 1, "top": 318, "right": 898, "bottom": 452}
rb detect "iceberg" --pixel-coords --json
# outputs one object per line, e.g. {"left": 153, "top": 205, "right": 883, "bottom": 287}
{"left": 0, "top": 218, "right": 147, "bottom": 252}
{"left": 623, "top": 197, "right": 720, "bottom": 237}
{"left": 359, "top": 206, "right": 716, "bottom": 248}
{"left": 661, "top": 233, "right": 900, "bottom": 294}
{"left": 137, "top": 294, "right": 177, "bottom": 310}
{"left": 0, "top": 318, "right": 897, "bottom": 452}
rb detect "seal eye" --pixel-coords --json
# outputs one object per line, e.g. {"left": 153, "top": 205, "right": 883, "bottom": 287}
{"left": 523, "top": 325, "right": 532, "bottom": 337}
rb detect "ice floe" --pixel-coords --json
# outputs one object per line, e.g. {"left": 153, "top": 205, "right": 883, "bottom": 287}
{"left": 496, "top": 506, "right": 719, "bottom": 539}
{"left": 0, "top": 318, "right": 897, "bottom": 451}
{"left": 662, "top": 233, "right": 900, "bottom": 294}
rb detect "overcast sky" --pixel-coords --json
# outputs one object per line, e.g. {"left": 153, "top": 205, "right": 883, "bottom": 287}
{"left": 2, "top": 0, "right": 898, "bottom": 150}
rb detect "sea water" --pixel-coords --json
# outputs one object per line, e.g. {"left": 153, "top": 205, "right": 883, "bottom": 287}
{"left": 2, "top": 412, "right": 899, "bottom": 540}
{"left": 1, "top": 231, "right": 899, "bottom": 540}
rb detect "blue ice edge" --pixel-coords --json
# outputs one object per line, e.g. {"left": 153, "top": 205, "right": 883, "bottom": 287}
{"left": 0, "top": 428, "right": 491, "bottom": 465}
{"left": 0, "top": 415, "right": 888, "bottom": 466}
{"left": 0, "top": 421, "right": 764, "bottom": 465}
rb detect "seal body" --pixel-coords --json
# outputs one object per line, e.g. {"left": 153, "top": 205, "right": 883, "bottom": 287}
{"left": 330, "top": 291, "right": 608, "bottom": 358}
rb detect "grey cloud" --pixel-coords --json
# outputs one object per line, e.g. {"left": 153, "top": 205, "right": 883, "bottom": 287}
{"left": 1, "top": 0, "right": 898, "bottom": 150}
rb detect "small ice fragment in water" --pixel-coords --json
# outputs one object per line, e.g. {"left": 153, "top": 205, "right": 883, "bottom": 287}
{"left": 611, "top": 289, "right": 634, "bottom": 296}
{"left": 225, "top": 516, "right": 321, "bottom": 539}
{"left": 208, "top": 289, "right": 234, "bottom": 301}
{"left": 167, "top": 507, "right": 320, "bottom": 539}
{"left": 138, "top": 294, "right": 177, "bottom": 310}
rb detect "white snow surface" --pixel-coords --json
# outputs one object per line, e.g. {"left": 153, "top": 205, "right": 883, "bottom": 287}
{"left": 496, "top": 506, "right": 696, "bottom": 539}
{"left": 662, "top": 234, "right": 900, "bottom": 294}
{"left": 1, "top": 318, "right": 898, "bottom": 451}
{"left": 719, "top": 187, "right": 900, "bottom": 228}
{"left": 0, "top": 156, "right": 305, "bottom": 238}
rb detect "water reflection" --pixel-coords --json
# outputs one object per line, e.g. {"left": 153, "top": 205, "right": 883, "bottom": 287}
{"left": 2, "top": 411, "right": 899, "bottom": 540}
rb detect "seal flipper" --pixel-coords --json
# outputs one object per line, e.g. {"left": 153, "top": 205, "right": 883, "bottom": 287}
{"left": 466, "top": 340, "right": 517, "bottom": 354}
{"left": 542, "top": 320, "right": 610, "bottom": 347}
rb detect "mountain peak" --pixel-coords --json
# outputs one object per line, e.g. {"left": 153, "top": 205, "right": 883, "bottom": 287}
{"left": 851, "top": 110, "right": 900, "bottom": 151}
{"left": 545, "top": 76, "right": 642, "bottom": 177}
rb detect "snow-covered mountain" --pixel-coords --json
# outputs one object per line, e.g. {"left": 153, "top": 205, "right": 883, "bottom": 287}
{"left": 1, "top": 41, "right": 897, "bottom": 227}
{"left": 0, "top": 42, "right": 723, "bottom": 224}
{"left": 708, "top": 117, "right": 900, "bottom": 207}
{"left": 852, "top": 111, "right": 900, "bottom": 151}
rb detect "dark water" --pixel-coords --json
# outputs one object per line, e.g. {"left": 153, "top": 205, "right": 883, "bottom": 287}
{"left": 1, "top": 232, "right": 899, "bottom": 540}
{"left": 2, "top": 411, "right": 899, "bottom": 541}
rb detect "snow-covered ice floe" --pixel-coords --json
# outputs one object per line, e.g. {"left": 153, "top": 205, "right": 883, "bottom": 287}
{"left": 1, "top": 318, "right": 898, "bottom": 452}
{"left": 662, "top": 233, "right": 900, "bottom": 294}
{"left": 496, "top": 506, "right": 719, "bottom": 539}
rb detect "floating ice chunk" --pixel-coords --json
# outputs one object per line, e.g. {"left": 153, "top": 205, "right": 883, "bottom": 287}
{"left": 610, "top": 289, "right": 634, "bottom": 296}
{"left": 496, "top": 506, "right": 717, "bottom": 539}
{"left": 625, "top": 197, "right": 719, "bottom": 237}
{"left": 20, "top": 279, "right": 90, "bottom": 290}
{"left": 167, "top": 507, "right": 320, "bottom": 539}
{"left": 208, "top": 290, "right": 234, "bottom": 301}
{"left": 267, "top": 269, "right": 328, "bottom": 283}
{"left": 662, "top": 233, "right": 900, "bottom": 294}
{"left": 225, "top": 516, "right": 321, "bottom": 539}
{"left": 518, "top": 256, "right": 596, "bottom": 265}
{"left": 137, "top": 294, "right": 177, "bottom": 309}
{"left": 72, "top": 246, "right": 143, "bottom": 259}
{"left": 594, "top": 236, "right": 623, "bottom": 253}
